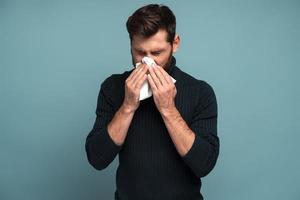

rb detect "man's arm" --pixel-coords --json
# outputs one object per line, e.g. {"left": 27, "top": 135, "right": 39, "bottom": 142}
{"left": 160, "top": 107, "right": 195, "bottom": 157}
{"left": 160, "top": 96, "right": 219, "bottom": 178}
{"left": 147, "top": 65, "right": 219, "bottom": 178}
{"left": 85, "top": 86, "right": 123, "bottom": 170}
{"left": 85, "top": 64, "right": 149, "bottom": 170}
{"left": 107, "top": 63, "right": 149, "bottom": 146}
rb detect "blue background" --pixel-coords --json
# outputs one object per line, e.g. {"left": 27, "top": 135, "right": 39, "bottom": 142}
{"left": 1, "top": 0, "right": 299, "bottom": 199}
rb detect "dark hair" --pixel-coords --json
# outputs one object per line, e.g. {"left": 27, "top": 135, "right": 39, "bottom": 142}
{"left": 126, "top": 4, "right": 176, "bottom": 43}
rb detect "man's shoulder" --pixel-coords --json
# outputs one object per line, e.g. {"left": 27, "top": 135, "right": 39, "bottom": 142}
{"left": 100, "top": 70, "right": 132, "bottom": 91}
{"left": 175, "top": 66, "right": 214, "bottom": 93}
{"left": 174, "top": 66, "right": 217, "bottom": 121}
{"left": 99, "top": 70, "right": 132, "bottom": 109}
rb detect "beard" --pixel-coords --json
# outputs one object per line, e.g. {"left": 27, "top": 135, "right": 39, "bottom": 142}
{"left": 163, "top": 50, "right": 173, "bottom": 71}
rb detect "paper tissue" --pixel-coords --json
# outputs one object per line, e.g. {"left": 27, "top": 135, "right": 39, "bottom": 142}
{"left": 135, "top": 57, "right": 176, "bottom": 100}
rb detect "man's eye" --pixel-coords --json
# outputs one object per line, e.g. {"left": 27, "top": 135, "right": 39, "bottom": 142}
{"left": 137, "top": 51, "right": 145, "bottom": 56}
{"left": 152, "top": 52, "right": 161, "bottom": 56}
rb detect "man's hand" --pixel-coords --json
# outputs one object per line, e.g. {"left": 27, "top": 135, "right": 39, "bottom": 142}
{"left": 147, "top": 65, "right": 177, "bottom": 115}
{"left": 122, "top": 63, "right": 149, "bottom": 113}
{"left": 147, "top": 65, "right": 196, "bottom": 158}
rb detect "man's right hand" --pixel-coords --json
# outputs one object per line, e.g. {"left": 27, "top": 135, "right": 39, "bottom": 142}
{"left": 107, "top": 64, "right": 148, "bottom": 146}
{"left": 122, "top": 63, "right": 149, "bottom": 113}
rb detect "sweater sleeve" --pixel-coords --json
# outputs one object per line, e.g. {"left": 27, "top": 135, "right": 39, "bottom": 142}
{"left": 181, "top": 81, "right": 220, "bottom": 178}
{"left": 85, "top": 78, "right": 122, "bottom": 170}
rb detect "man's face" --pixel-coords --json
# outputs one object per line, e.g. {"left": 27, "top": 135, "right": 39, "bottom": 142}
{"left": 130, "top": 29, "right": 179, "bottom": 70}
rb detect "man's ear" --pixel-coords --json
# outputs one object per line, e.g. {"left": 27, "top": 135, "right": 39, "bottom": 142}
{"left": 172, "top": 34, "right": 180, "bottom": 53}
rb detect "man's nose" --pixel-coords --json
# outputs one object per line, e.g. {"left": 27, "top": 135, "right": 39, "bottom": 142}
{"left": 145, "top": 55, "right": 156, "bottom": 61}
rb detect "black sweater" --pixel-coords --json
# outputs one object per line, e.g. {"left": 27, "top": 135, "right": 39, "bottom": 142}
{"left": 85, "top": 57, "right": 220, "bottom": 200}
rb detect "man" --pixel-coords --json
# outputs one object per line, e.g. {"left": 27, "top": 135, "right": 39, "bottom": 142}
{"left": 85, "top": 4, "right": 219, "bottom": 200}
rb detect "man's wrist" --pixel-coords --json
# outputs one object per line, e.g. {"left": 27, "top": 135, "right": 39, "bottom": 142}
{"left": 160, "top": 106, "right": 179, "bottom": 119}
{"left": 120, "top": 103, "right": 136, "bottom": 115}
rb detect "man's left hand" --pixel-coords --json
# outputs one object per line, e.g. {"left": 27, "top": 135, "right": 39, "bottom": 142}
{"left": 147, "top": 65, "right": 177, "bottom": 115}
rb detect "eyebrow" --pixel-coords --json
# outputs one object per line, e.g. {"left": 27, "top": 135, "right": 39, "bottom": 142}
{"left": 134, "top": 48, "right": 166, "bottom": 53}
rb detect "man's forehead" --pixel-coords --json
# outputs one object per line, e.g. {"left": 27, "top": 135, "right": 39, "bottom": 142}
{"left": 131, "top": 38, "right": 170, "bottom": 52}
{"left": 131, "top": 30, "right": 170, "bottom": 46}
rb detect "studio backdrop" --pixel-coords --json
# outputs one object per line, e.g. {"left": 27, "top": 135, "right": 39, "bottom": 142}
{"left": 1, "top": 0, "right": 299, "bottom": 199}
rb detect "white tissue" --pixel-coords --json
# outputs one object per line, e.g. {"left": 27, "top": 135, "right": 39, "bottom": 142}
{"left": 135, "top": 57, "right": 176, "bottom": 101}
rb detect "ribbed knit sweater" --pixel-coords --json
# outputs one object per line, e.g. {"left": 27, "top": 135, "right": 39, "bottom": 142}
{"left": 85, "top": 57, "right": 220, "bottom": 200}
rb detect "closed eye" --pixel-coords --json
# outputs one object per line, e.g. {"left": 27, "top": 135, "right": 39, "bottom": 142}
{"left": 136, "top": 50, "right": 146, "bottom": 56}
{"left": 152, "top": 51, "right": 162, "bottom": 56}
